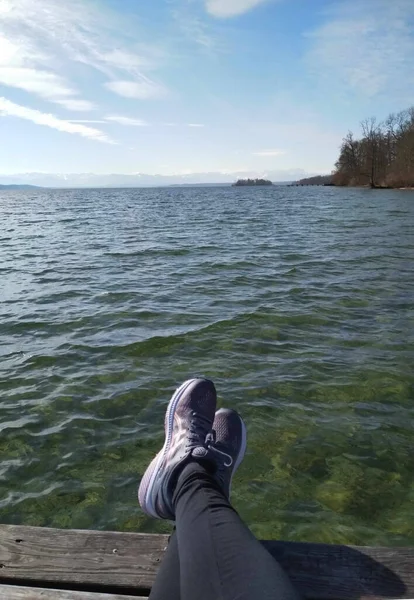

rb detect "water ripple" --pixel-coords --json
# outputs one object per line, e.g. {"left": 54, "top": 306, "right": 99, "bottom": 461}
{"left": 1, "top": 186, "right": 414, "bottom": 542}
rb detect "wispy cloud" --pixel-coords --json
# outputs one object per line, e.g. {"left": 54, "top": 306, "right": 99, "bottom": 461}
{"left": 179, "top": 15, "right": 218, "bottom": 50}
{"left": 205, "top": 0, "right": 272, "bottom": 18}
{"left": 306, "top": 0, "right": 414, "bottom": 99}
{"left": 69, "top": 119, "right": 107, "bottom": 124}
{"left": 170, "top": 2, "right": 220, "bottom": 52}
{"left": 69, "top": 116, "right": 200, "bottom": 128}
{"left": 0, "top": 66, "right": 95, "bottom": 111}
{"left": 161, "top": 122, "right": 205, "bottom": 128}
{"left": 253, "top": 149, "right": 285, "bottom": 156}
{"left": 0, "top": 32, "right": 94, "bottom": 111}
{"left": 0, "top": 0, "right": 169, "bottom": 113}
{"left": 105, "top": 80, "right": 166, "bottom": 100}
{"left": 0, "top": 97, "right": 114, "bottom": 143}
{"left": 106, "top": 115, "right": 149, "bottom": 126}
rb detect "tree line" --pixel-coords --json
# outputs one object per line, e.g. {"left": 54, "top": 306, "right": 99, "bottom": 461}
{"left": 333, "top": 107, "right": 414, "bottom": 188}
{"left": 296, "top": 175, "right": 333, "bottom": 185}
{"left": 233, "top": 178, "right": 273, "bottom": 187}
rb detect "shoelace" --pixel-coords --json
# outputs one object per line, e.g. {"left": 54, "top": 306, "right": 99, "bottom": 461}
{"left": 187, "top": 412, "right": 233, "bottom": 468}
{"left": 205, "top": 430, "right": 233, "bottom": 468}
{"left": 187, "top": 411, "right": 213, "bottom": 449}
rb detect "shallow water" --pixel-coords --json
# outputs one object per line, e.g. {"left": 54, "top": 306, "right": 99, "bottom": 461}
{"left": 1, "top": 186, "right": 413, "bottom": 544}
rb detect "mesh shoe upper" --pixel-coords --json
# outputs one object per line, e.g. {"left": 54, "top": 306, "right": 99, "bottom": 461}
{"left": 211, "top": 408, "right": 247, "bottom": 499}
{"left": 138, "top": 378, "right": 217, "bottom": 520}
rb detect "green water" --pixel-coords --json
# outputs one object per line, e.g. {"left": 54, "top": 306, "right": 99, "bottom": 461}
{"left": 1, "top": 186, "right": 413, "bottom": 544}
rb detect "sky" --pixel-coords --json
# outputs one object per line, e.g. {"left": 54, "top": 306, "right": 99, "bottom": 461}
{"left": 0, "top": 0, "right": 413, "bottom": 182}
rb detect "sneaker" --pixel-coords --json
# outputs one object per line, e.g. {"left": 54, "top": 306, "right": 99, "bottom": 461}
{"left": 138, "top": 378, "right": 217, "bottom": 520}
{"left": 210, "top": 408, "right": 247, "bottom": 499}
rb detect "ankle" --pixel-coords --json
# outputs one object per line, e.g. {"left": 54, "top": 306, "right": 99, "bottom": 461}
{"left": 172, "top": 460, "right": 217, "bottom": 504}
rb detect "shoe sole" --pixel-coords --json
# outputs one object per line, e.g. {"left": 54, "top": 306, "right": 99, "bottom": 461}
{"left": 139, "top": 378, "right": 200, "bottom": 519}
{"left": 233, "top": 414, "right": 247, "bottom": 476}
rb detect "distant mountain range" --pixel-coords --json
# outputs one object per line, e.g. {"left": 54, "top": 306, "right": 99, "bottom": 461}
{"left": 0, "top": 184, "right": 41, "bottom": 189}
{"left": 0, "top": 169, "right": 320, "bottom": 189}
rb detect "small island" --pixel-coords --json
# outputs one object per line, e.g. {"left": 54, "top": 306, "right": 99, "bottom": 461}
{"left": 232, "top": 178, "right": 273, "bottom": 187}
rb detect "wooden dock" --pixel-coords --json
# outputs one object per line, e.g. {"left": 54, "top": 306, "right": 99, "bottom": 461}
{"left": 0, "top": 524, "right": 413, "bottom": 599}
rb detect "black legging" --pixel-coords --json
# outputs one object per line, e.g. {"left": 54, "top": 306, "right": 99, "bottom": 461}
{"left": 149, "top": 461, "right": 302, "bottom": 600}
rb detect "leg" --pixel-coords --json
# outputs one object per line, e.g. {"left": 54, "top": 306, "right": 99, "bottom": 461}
{"left": 149, "top": 530, "right": 181, "bottom": 600}
{"left": 139, "top": 380, "right": 301, "bottom": 600}
{"left": 173, "top": 462, "right": 301, "bottom": 600}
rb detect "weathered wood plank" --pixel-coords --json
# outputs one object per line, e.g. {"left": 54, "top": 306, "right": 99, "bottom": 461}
{"left": 0, "top": 585, "right": 145, "bottom": 600}
{"left": 0, "top": 525, "right": 167, "bottom": 591}
{"left": 0, "top": 525, "right": 413, "bottom": 599}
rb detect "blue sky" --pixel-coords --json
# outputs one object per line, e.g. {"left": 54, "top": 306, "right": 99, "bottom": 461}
{"left": 0, "top": 0, "right": 413, "bottom": 179}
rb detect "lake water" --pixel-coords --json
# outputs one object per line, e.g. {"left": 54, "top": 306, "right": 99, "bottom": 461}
{"left": 1, "top": 186, "right": 413, "bottom": 544}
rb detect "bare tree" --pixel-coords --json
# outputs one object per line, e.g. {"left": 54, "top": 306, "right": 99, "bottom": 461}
{"left": 333, "top": 106, "right": 414, "bottom": 188}
{"left": 360, "top": 117, "right": 382, "bottom": 187}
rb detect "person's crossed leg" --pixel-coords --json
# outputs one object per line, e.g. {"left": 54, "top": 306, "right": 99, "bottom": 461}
{"left": 139, "top": 378, "right": 302, "bottom": 600}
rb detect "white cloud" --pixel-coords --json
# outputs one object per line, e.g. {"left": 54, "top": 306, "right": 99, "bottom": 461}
{"left": 106, "top": 115, "right": 149, "bottom": 126}
{"left": 0, "top": 97, "right": 114, "bottom": 143}
{"left": 105, "top": 80, "right": 166, "bottom": 100}
{"left": 0, "top": 20, "right": 92, "bottom": 111}
{"left": 69, "top": 119, "right": 107, "bottom": 124}
{"left": 0, "top": 45, "right": 93, "bottom": 112}
{"left": 188, "top": 123, "right": 205, "bottom": 127}
{"left": 61, "top": 99, "right": 96, "bottom": 112}
{"left": 170, "top": 4, "right": 219, "bottom": 52}
{"left": 205, "top": 0, "right": 270, "bottom": 18}
{"left": 0, "top": 0, "right": 168, "bottom": 113}
{"left": 97, "top": 49, "right": 157, "bottom": 73}
{"left": 306, "top": 0, "right": 414, "bottom": 98}
{"left": 0, "top": 1, "right": 13, "bottom": 15}
{"left": 0, "top": 67, "right": 96, "bottom": 111}
{"left": 253, "top": 149, "right": 285, "bottom": 156}
{"left": 0, "top": 36, "right": 20, "bottom": 65}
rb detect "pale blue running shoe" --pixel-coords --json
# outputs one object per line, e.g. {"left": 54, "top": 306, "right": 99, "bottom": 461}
{"left": 138, "top": 378, "right": 217, "bottom": 520}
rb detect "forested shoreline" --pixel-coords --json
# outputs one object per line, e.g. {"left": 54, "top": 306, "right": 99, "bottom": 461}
{"left": 333, "top": 107, "right": 414, "bottom": 188}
